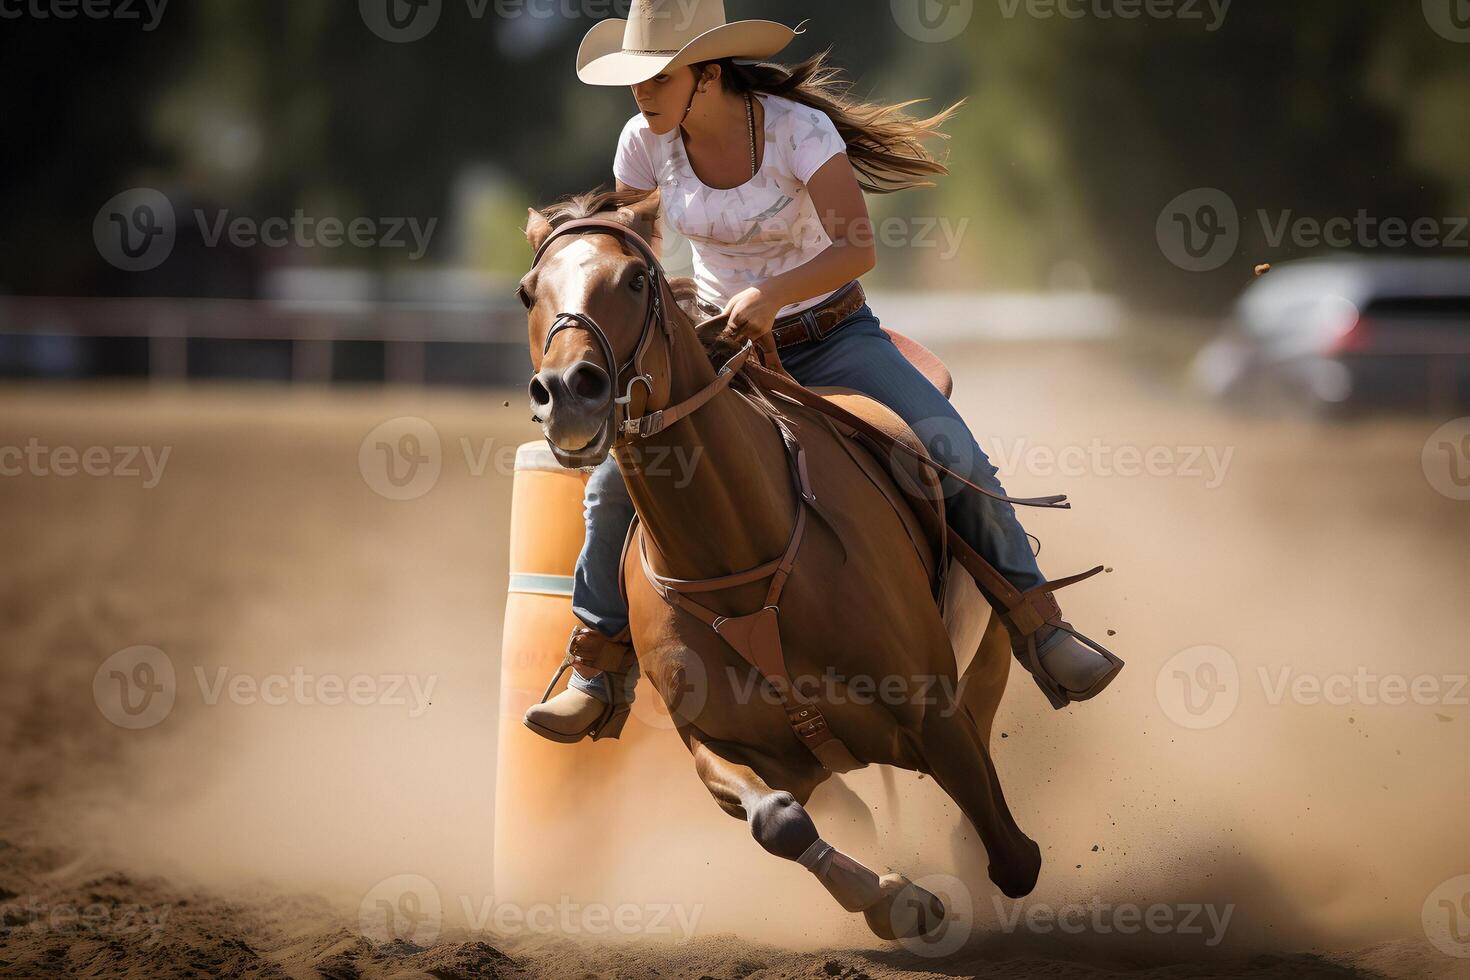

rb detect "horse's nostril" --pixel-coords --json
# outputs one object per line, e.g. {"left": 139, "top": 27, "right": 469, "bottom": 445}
{"left": 566, "top": 362, "right": 611, "bottom": 405}
{"left": 528, "top": 376, "right": 551, "bottom": 407}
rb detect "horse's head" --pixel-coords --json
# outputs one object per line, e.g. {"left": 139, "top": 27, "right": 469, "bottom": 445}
{"left": 523, "top": 191, "right": 673, "bottom": 470}
{"left": 520, "top": 188, "right": 675, "bottom": 468}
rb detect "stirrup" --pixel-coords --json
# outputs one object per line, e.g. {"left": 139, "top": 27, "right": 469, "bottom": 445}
{"left": 1010, "top": 619, "right": 1125, "bottom": 710}
{"left": 526, "top": 626, "right": 636, "bottom": 741}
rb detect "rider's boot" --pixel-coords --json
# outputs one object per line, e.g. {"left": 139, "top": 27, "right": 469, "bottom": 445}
{"left": 1000, "top": 590, "right": 1124, "bottom": 710}
{"left": 523, "top": 625, "right": 636, "bottom": 743}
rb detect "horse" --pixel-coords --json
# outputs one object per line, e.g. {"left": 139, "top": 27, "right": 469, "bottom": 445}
{"left": 519, "top": 187, "right": 1040, "bottom": 940}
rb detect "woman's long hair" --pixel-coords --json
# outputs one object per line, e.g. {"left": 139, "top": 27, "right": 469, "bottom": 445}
{"left": 696, "top": 48, "right": 964, "bottom": 194}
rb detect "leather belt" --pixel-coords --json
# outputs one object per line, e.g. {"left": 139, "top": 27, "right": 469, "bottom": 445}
{"left": 699, "top": 281, "right": 866, "bottom": 349}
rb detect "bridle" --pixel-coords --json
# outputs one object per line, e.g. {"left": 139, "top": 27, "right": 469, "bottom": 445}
{"left": 526, "top": 216, "right": 754, "bottom": 465}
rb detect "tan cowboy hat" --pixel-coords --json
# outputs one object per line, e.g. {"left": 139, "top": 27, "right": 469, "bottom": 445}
{"left": 576, "top": 0, "right": 807, "bottom": 87}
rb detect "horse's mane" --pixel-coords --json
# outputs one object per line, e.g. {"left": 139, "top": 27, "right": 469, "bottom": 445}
{"left": 533, "top": 186, "right": 738, "bottom": 364}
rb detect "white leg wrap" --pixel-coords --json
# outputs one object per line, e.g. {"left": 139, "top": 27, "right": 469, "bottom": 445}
{"left": 797, "top": 837, "right": 882, "bottom": 913}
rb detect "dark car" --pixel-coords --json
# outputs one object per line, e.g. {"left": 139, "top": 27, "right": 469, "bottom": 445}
{"left": 1190, "top": 257, "right": 1470, "bottom": 415}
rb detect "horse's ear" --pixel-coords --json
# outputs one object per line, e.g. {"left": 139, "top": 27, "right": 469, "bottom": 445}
{"left": 525, "top": 207, "right": 554, "bottom": 253}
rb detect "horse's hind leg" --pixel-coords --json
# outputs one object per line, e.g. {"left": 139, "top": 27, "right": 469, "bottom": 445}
{"left": 686, "top": 729, "right": 944, "bottom": 941}
{"left": 921, "top": 696, "right": 1042, "bottom": 899}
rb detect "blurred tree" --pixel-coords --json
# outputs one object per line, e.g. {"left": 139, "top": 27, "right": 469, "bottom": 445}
{"left": 2, "top": 0, "right": 1466, "bottom": 312}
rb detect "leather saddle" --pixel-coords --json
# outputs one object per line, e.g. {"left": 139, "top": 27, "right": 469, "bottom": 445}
{"left": 614, "top": 332, "right": 981, "bottom": 681}
{"left": 882, "top": 328, "right": 953, "bottom": 400}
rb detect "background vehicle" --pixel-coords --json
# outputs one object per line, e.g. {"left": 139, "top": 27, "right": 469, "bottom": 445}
{"left": 1190, "top": 257, "right": 1470, "bottom": 415}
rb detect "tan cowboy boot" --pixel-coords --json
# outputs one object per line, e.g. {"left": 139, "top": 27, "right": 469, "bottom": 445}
{"left": 523, "top": 625, "right": 636, "bottom": 743}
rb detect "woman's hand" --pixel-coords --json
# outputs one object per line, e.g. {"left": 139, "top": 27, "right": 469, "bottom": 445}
{"left": 721, "top": 286, "right": 782, "bottom": 340}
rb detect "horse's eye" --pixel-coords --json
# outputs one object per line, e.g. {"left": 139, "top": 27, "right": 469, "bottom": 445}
{"left": 630, "top": 274, "right": 646, "bottom": 292}
{"left": 516, "top": 284, "right": 533, "bottom": 309}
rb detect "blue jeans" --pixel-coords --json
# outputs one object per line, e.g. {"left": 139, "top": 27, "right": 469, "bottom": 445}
{"left": 569, "top": 301, "right": 1047, "bottom": 703}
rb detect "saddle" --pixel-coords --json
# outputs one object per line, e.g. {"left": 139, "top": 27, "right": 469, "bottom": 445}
{"left": 623, "top": 338, "right": 1097, "bottom": 773}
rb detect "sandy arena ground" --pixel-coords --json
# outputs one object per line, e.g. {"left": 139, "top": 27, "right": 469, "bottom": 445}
{"left": 0, "top": 338, "right": 1467, "bottom": 978}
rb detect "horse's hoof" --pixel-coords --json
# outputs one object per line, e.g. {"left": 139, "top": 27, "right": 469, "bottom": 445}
{"left": 988, "top": 837, "right": 1043, "bottom": 898}
{"left": 862, "top": 874, "right": 946, "bottom": 941}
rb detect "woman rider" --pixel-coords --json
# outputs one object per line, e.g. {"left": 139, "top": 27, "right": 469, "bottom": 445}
{"left": 525, "top": 0, "right": 1123, "bottom": 743}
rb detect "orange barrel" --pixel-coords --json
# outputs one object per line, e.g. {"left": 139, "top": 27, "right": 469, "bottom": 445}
{"left": 492, "top": 442, "right": 886, "bottom": 929}
{"left": 493, "top": 442, "right": 759, "bottom": 910}
{"left": 493, "top": 441, "right": 593, "bottom": 901}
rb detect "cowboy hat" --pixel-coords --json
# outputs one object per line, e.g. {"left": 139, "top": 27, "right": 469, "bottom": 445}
{"left": 576, "top": 0, "right": 806, "bottom": 86}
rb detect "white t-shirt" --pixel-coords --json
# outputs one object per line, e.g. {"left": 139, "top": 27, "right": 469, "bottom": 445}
{"left": 613, "top": 93, "right": 850, "bottom": 318}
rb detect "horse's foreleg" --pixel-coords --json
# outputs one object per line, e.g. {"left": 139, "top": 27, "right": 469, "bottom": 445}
{"left": 687, "top": 730, "right": 943, "bottom": 940}
{"left": 920, "top": 695, "right": 1042, "bottom": 899}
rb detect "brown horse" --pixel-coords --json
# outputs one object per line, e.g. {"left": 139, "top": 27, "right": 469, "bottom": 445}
{"left": 520, "top": 188, "right": 1038, "bottom": 940}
